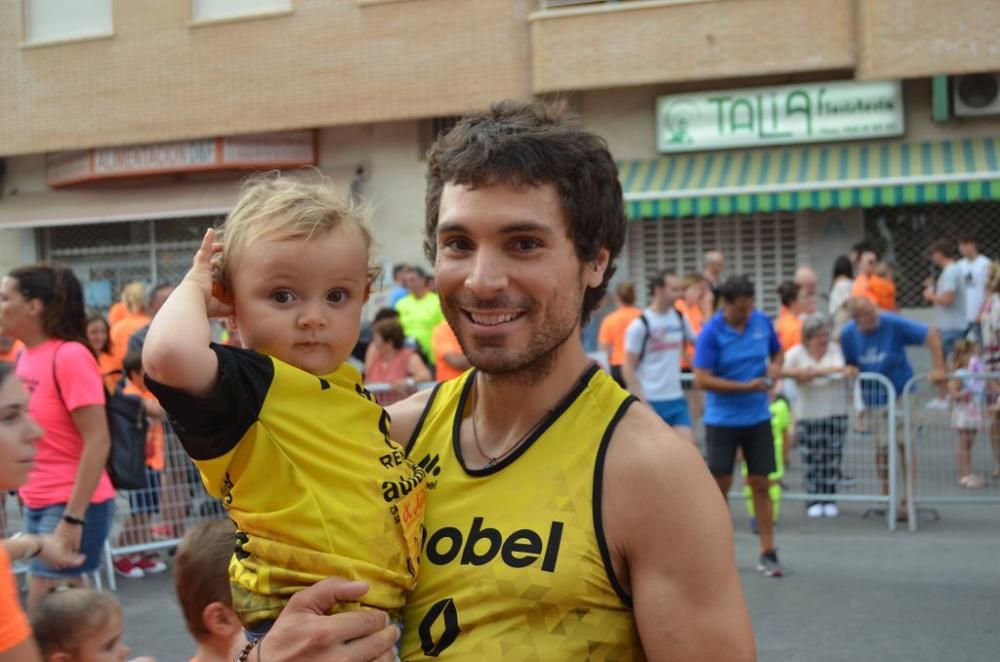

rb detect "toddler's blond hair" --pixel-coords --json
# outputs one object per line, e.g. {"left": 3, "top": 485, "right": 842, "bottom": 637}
{"left": 219, "top": 172, "right": 378, "bottom": 289}
{"left": 120, "top": 281, "right": 146, "bottom": 313}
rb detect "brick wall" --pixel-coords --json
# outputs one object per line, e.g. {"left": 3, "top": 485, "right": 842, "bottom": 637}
{"left": 530, "top": 0, "right": 856, "bottom": 93}
{"left": 0, "top": 0, "right": 532, "bottom": 155}
{"left": 857, "top": 0, "right": 1000, "bottom": 79}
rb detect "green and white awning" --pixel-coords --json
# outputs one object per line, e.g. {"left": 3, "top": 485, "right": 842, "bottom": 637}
{"left": 619, "top": 137, "right": 1000, "bottom": 219}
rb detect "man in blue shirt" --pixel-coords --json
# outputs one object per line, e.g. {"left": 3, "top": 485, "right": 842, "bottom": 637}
{"left": 840, "top": 296, "right": 946, "bottom": 510}
{"left": 695, "top": 276, "right": 784, "bottom": 577}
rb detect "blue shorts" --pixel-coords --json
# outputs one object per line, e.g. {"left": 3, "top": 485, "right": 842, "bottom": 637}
{"left": 25, "top": 499, "right": 115, "bottom": 578}
{"left": 650, "top": 397, "right": 692, "bottom": 427}
{"left": 127, "top": 468, "right": 161, "bottom": 515}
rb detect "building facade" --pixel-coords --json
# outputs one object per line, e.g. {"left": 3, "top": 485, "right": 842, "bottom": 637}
{"left": 2, "top": 0, "right": 999, "bottom": 316}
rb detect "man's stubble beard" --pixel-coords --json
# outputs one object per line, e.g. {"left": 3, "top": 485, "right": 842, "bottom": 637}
{"left": 442, "top": 288, "right": 584, "bottom": 388}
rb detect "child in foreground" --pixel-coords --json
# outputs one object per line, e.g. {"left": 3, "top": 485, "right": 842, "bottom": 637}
{"left": 174, "top": 520, "right": 243, "bottom": 662}
{"left": 142, "top": 175, "right": 426, "bottom": 645}
{"left": 30, "top": 588, "right": 154, "bottom": 662}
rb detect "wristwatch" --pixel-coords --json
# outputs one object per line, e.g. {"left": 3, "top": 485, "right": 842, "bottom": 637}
{"left": 62, "top": 513, "right": 86, "bottom": 526}
{"left": 9, "top": 532, "right": 42, "bottom": 561}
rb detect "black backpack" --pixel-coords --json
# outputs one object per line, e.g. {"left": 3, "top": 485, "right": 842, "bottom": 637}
{"left": 46, "top": 343, "right": 149, "bottom": 491}
{"left": 635, "top": 308, "right": 694, "bottom": 365}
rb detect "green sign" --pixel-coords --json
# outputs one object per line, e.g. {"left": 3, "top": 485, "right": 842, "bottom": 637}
{"left": 657, "top": 80, "right": 904, "bottom": 153}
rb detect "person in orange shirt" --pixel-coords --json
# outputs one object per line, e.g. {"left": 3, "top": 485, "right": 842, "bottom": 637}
{"left": 432, "top": 319, "right": 469, "bottom": 382}
{"left": 675, "top": 274, "right": 708, "bottom": 422}
{"left": 107, "top": 300, "right": 128, "bottom": 327}
{"left": 871, "top": 263, "right": 898, "bottom": 311}
{"left": 775, "top": 281, "right": 804, "bottom": 351}
{"left": 0, "top": 333, "right": 23, "bottom": 363}
{"left": 675, "top": 275, "right": 709, "bottom": 362}
{"left": 109, "top": 282, "right": 150, "bottom": 364}
{"left": 113, "top": 350, "right": 168, "bottom": 579}
{"left": 598, "top": 281, "right": 642, "bottom": 387}
{"left": 86, "top": 314, "right": 121, "bottom": 391}
{"left": 851, "top": 245, "right": 897, "bottom": 311}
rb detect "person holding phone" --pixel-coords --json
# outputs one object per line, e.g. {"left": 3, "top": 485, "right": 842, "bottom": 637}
{"left": 694, "top": 275, "right": 785, "bottom": 577}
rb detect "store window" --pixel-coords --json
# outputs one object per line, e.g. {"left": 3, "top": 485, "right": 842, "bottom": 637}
{"left": 24, "top": 0, "right": 112, "bottom": 45}
{"left": 624, "top": 214, "right": 802, "bottom": 316}
{"left": 192, "top": 0, "right": 291, "bottom": 23}
{"left": 864, "top": 201, "right": 1000, "bottom": 309}
{"left": 39, "top": 216, "right": 223, "bottom": 313}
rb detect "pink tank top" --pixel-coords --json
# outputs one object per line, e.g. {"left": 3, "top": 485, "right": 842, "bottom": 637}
{"left": 366, "top": 348, "right": 415, "bottom": 405}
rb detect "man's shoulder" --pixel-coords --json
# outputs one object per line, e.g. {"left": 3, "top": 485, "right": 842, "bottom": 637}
{"left": 699, "top": 312, "right": 723, "bottom": 334}
{"left": 609, "top": 403, "right": 695, "bottom": 464}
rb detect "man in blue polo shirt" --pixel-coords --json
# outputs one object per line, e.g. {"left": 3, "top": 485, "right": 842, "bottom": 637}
{"left": 695, "top": 275, "right": 784, "bottom": 577}
{"left": 840, "top": 296, "right": 946, "bottom": 512}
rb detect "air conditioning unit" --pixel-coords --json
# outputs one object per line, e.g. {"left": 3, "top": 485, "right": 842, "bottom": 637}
{"left": 953, "top": 73, "right": 1000, "bottom": 117}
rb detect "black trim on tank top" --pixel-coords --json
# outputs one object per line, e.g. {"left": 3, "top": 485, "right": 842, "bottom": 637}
{"left": 593, "top": 395, "right": 639, "bottom": 607}
{"left": 404, "top": 381, "right": 443, "bottom": 456}
{"left": 452, "top": 364, "right": 601, "bottom": 477}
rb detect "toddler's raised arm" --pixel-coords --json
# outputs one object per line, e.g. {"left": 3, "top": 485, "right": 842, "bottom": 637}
{"left": 143, "top": 229, "right": 231, "bottom": 397}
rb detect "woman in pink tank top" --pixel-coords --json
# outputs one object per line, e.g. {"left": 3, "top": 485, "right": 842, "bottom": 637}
{"left": 0, "top": 265, "right": 115, "bottom": 611}
{"left": 364, "top": 318, "right": 431, "bottom": 405}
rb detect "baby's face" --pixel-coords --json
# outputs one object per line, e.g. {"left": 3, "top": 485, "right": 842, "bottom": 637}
{"left": 227, "top": 225, "right": 369, "bottom": 375}
{"left": 75, "top": 609, "right": 130, "bottom": 662}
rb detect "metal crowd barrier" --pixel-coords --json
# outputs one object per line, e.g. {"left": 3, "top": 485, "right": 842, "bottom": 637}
{"left": 901, "top": 371, "right": 1000, "bottom": 532}
{"left": 680, "top": 372, "right": 901, "bottom": 530}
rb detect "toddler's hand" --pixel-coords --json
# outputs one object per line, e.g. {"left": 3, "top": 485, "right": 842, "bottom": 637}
{"left": 184, "top": 229, "right": 233, "bottom": 318}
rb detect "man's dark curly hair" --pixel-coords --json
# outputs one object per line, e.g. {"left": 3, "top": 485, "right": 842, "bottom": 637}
{"left": 424, "top": 99, "right": 626, "bottom": 324}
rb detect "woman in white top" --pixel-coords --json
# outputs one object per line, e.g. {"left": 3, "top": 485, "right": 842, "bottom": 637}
{"left": 828, "top": 256, "right": 854, "bottom": 341}
{"left": 783, "top": 314, "right": 856, "bottom": 518}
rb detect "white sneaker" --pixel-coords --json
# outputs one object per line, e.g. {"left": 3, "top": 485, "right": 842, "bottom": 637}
{"left": 807, "top": 504, "right": 824, "bottom": 518}
{"left": 924, "top": 397, "right": 950, "bottom": 411}
{"left": 822, "top": 503, "right": 839, "bottom": 518}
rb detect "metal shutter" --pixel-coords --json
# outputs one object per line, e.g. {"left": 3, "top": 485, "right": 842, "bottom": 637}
{"left": 624, "top": 214, "right": 804, "bottom": 316}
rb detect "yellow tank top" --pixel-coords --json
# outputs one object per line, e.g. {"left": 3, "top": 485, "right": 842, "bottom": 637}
{"left": 147, "top": 344, "right": 426, "bottom": 626}
{"left": 400, "top": 366, "right": 645, "bottom": 661}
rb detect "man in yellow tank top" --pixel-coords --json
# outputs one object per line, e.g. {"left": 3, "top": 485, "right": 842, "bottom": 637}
{"left": 264, "top": 101, "right": 755, "bottom": 661}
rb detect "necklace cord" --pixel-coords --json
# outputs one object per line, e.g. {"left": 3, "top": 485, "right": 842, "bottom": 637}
{"left": 468, "top": 366, "right": 592, "bottom": 467}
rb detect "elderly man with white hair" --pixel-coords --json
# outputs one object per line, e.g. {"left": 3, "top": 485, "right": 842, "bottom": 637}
{"left": 794, "top": 266, "right": 819, "bottom": 314}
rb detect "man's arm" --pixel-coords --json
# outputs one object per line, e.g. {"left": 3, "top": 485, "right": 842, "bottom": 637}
{"left": 620, "top": 351, "right": 645, "bottom": 401}
{"left": 385, "top": 388, "right": 435, "bottom": 450}
{"left": 143, "top": 229, "right": 229, "bottom": 397}
{"left": 694, "top": 368, "right": 765, "bottom": 393}
{"left": 923, "top": 287, "right": 956, "bottom": 306}
{"left": 603, "top": 407, "right": 755, "bottom": 661}
{"left": 925, "top": 327, "right": 947, "bottom": 382}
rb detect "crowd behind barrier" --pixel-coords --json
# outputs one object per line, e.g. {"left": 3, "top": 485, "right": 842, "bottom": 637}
{"left": 4, "top": 370, "right": 997, "bottom": 591}
{"left": 902, "top": 372, "right": 1000, "bottom": 531}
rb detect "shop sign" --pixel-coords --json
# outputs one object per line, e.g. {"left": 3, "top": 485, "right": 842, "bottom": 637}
{"left": 46, "top": 131, "right": 316, "bottom": 187}
{"left": 656, "top": 80, "right": 904, "bottom": 153}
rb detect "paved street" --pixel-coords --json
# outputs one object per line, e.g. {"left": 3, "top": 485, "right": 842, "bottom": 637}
{"left": 97, "top": 502, "right": 1000, "bottom": 662}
